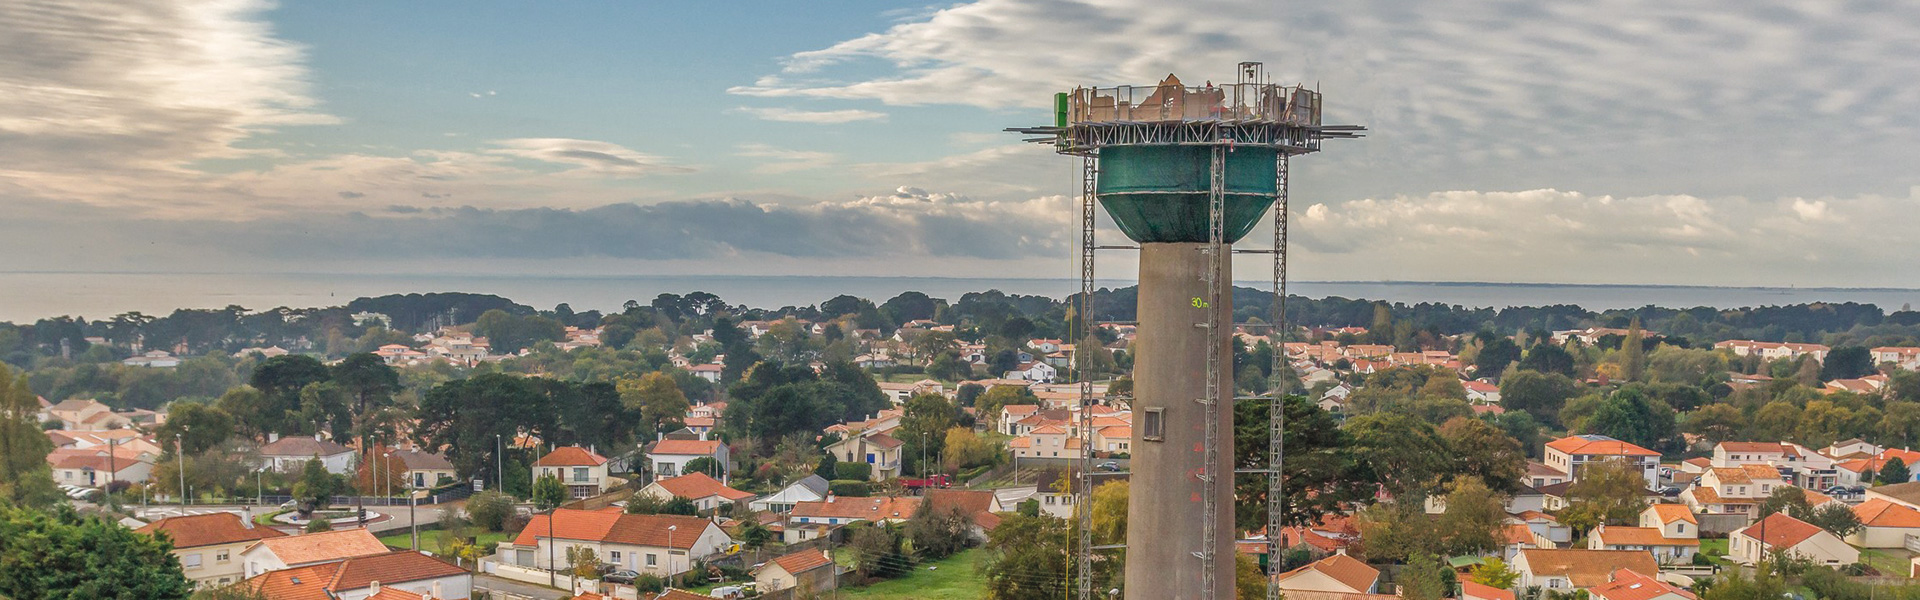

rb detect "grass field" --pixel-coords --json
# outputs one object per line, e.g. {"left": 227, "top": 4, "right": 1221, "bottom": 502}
{"left": 838, "top": 549, "right": 986, "bottom": 600}
{"left": 1698, "top": 538, "right": 1729, "bottom": 564}
{"left": 1860, "top": 548, "right": 1914, "bottom": 577}
{"left": 378, "top": 530, "right": 511, "bottom": 554}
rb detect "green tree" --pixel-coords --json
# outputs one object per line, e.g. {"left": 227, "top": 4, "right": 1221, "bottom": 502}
{"left": 682, "top": 457, "right": 723, "bottom": 478}
{"left": 466, "top": 490, "right": 516, "bottom": 532}
{"left": 980, "top": 514, "right": 1072, "bottom": 600}
{"left": 618, "top": 372, "right": 688, "bottom": 436}
{"left": 900, "top": 393, "right": 958, "bottom": 476}
{"left": 1400, "top": 552, "right": 1453, "bottom": 600}
{"left": 533, "top": 475, "right": 568, "bottom": 510}
{"left": 1517, "top": 344, "right": 1577, "bottom": 377}
{"left": 1233, "top": 395, "right": 1377, "bottom": 531}
{"left": 738, "top": 520, "right": 774, "bottom": 549}
{"left": 1757, "top": 487, "right": 1812, "bottom": 519}
{"left": 291, "top": 458, "right": 341, "bottom": 514}
{"left": 1579, "top": 388, "right": 1676, "bottom": 451}
{"left": 1701, "top": 561, "right": 1786, "bottom": 600}
{"left": 1439, "top": 417, "right": 1525, "bottom": 492}
{"left": 1685, "top": 404, "right": 1747, "bottom": 447}
{"left": 1559, "top": 459, "right": 1647, "bottom": 533}
{"left": 190, "top": 583, "right": 270, "bottom": 600}
{"left": 0, "top": 365, "right": 61, "bottom": 507}
{"left": 1348, "top": 412, "right": 1451, "bottom": 498}
{"left": 848, "top": 523, "right": 909, "bottom": 579}
{"left": 153, "top": 402, "right": 236, "bottom": 456}
{"left": 1807, "top": 502, "right": 1862, "bottom": 537}
{"left": 330, "top": 352, "right": 400, "bottom": 450}
{"left": 1621, "top": 317, "right": 1647, "bottom": 381}
{"left": 1476, "top": 336, "right": 1523, "bottom": 380}
{"left": 1821, "top": 346, "right": 1874, "bottom": 381}
{"left": 977, "top": 385, "right": 1039, "bottom": 429}
{"left": 415, "top": 373, "right": 553, "bottom": 478}
{"left": 1434, "top": 476, "right": 1509, "bottom": 556}
{"left": 1469, "top": 557, "right": 1520, "bottom": 589}
{"left": 304, "top": 517, "right": 333, "bottom": 533}
{"left": 0, "top": 504, "right": 194, "bottom": 599}
{"left": 1879, "top": 457, "right": 1910, "bottom": 485}
{"left": 1499, "top": 371, "right": 1580, "bottom": 426}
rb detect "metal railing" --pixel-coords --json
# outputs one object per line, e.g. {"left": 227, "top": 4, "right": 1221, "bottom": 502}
{"left": 1066, "top": 83, "right": 1321, "bottom": 126}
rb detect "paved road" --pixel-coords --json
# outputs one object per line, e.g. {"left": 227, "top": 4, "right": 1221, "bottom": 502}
{"left": 474, "top": 573, "right": 569, "bottom": 600}
{"left": 128, "top": 502, "right": 457, "bottom": 537}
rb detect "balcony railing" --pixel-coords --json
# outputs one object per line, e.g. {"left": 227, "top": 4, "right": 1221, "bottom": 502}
{"left": 1065, "top": 83, "right": 1321, "bottom": 126}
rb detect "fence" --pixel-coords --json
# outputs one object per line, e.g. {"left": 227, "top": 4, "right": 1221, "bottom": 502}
{"left": 480, "top": 560, "right": 582, "bottom": 590}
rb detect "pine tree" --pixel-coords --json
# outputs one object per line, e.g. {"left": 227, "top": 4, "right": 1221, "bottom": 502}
{"left": 1623, "top": 317, "right": 1646, "bottom": 382}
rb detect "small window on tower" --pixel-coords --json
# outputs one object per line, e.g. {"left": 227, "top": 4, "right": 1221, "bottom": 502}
{"left": 1142, "top": 408, "right": 1164, "bottom": 442}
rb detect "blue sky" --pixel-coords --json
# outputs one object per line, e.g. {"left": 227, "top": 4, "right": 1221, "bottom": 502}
{"left": 3, "top": 0, "right": 1919, "bottom": 287}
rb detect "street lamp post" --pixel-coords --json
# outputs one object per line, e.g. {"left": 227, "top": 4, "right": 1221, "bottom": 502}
{"left": 496, "top": 434, "right": 503, "bottom": 494}
{"left": 384, "top": 451, "right": 393, "bottom": 507}
{"left": 256, "top": 468, "right": 263, "bottom": 507}
{"left": 667, "top": 525, "right": 678, "bottom": 588}
{"left": 176, "top": 429, "right": 188, "bottom": 517}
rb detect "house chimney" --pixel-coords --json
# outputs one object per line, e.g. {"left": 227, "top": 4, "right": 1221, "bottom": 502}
{"left": 269, "top": 432, "right": 280, "bottom": 443}
{"left": 826, "top": 493, "right": 835, "bottom": 503}
{"left": 369, "top": 581, "right": 380, "bottom": 594}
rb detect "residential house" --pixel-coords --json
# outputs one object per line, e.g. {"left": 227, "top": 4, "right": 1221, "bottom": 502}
{"left": 1870, "top": 347, "right": 1920, "bottom": 370}
{"left": 1640, "top": 504, "right": 1699, "bottom": 538}
{"left": 1867, "top": 481, "right": 1920, "bottom": 510}
{"left": 752, "top": 549, "right": 837, "bottom": 597}
{"left": 1009, "top": 424, "right": 1081, "bottom": 460}
{"left": 687, "top": 364, "right": 724, "bottom": 383}
{"left": 1512, "top": 510, "right": 1574, "bottom": 546}
{"left": 242, "top": 550, "right": 472, "bottom": 600}
{"left": 46, "top": 447, "right": 152, "bottom": 487}
{"left": 1836, "top": 448, "right": 1920, "bottom": 486}
{"left": 1586, "top": 525, "right": 1698, "bottom": 564}
{"left": 824, "top": 434, "right": 902, "bottom": 481}
{"left": 1463, "top": 380, "right": 1502, "bottom": 404}
{"left": 682, "top": 416, "right": 716, "bottom": 440}
{"left": 123, "top": 350, "right": 182, "bottom": 368}
{"left": 1543, "top": 435, "right": 1660, "bottom": 487}
{"left": 1587, "top": 569, "right": 1697, "bottom": 600}
{"left": 1848, "top": 498, "right": 1920, "bottom": 548}
{"left": 1005, "top": 361, "right": 1058, "bottom": 382}
{"left": 1503, "top": 522, "right": 1556, "bottom": 560}
{"left": 1463, "top": 581, "right": 1518, "bottom": 600}
{"left": 48, "top": 398, "right": 131, "bottom": 432}
{"left": 48, "top": 428, "right": 165, "bottom": 457}
{"left": 1827, "top": 439, "right": 1880, "bottom": 459}
{"left": 785, "top": 496, "right": 921, "bottom": 544}
{"left": 1528, "top": 461, "right": 1570, "bottom": 489}
{"left": 260, "top": 435, "right": 356, "bottom": 475}
{"left": 1712, "top": 442, "right": 1837, "bottom": 490}
{"left": 1094, "top": 424, "right": 1132, "bottom": 454}
{"left": 1272, "top": 553, "right": 1379, "bottom": 594}
{"left": 646, "top": 439, "right": 728, "bottom": 482}
{"left": 1681, "top": 464, "right": 1786, "bottom": 516}
{"left": 1729, "top": 513, "right": 1859, "bottom": 566}
{"left": 749, "top": 474, "right": 829, "bottom": 514}
{"left": 536, "top": 446, "right": 614, "bottom": 499}
{"left": 136, "top": 512, "right": 287, "bottom": 588}
{"left": 638, "top": 473, "right": 756, "bottom": 512}
{"left": 923, "top": 489, "right": 1006, "bottom": 541}
{"left": 390, "top": 449, "right": 456, "bottom": 490}
{"left": 1714, "top": 340, "right": 1831, "bottom": 362}
{"left": 508, "top": 510, "right": 731, "bottom": 578}
{"left": 241, "top": 529, "right": 393, "bottom": 578}
{"left": 998, "top": 405, "right": 1042, "bottom": 435}
{"left": 1511, "top": 549, "right": 1659, "bottom": 591}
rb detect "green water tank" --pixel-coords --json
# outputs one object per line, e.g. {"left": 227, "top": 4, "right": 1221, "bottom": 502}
{"left": 1095, "top": 145, "right": 1278, "bottom": 243}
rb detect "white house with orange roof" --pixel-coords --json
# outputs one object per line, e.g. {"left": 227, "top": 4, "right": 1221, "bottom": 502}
{"left": 997, "top": 404, "right": 1042, "bottom": 435}
{"left": 824, "top": 433, "right": 901, "bottom": 481}
{"left": 686, "top": 363, "right": 723, "bottom": 383}
{"left": 1712, "top": 441, "right": 1837, "bottom": 490}
{"left": 537, "top": 446, "right": 613, "bottom": 498}
{"left": 638, "top": 472, "right": 755, "bottom": 512}
{"left": 1825, "top": 375, "right": 1890, "bottom": 395}
{"left": 1462, "top": 380, "right": 1501, "bottom": 404}
{"left": 1543, "top": 435, "right": 1660, "bottom": 488}
{"left": 1273, "top": 553, "right": 1380, "bottom": 594}
{"left": 1586, "top": 568, "right": 1697, "bottom": 600}
{"left": 646, "top": 439, "right": 728, "bottom": 482}
{"left": 1836, "top": 448, "right": 1920, "bottom": 486}
{"left": 1729, "top": 513, "right": 1857, "bottom": 566}
{"left": 1681, "top": 464, "right": 1786, "bottom": 516}
{"left": 1871, "top": 347, "right": 1920, "bottom": 370}
{"left": 1848, "top": 497, "right": 1920, "bottom": 548}
{"left": 1587, "top": 524, "right": 1698, "bottom": 564}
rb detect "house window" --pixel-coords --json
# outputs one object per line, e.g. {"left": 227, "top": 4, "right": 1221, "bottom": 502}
{"left": 573, "top": 467, "right": 588, "bottom": 482}
{"left": 612, "top": 551, "right": 622, "bottom": 563}
{"left": 1142, "top": 409, "right": 1164, "bottom": 442}
{"left": 216, "top": 550, "right": 229, "bottom": 563}
{"left": 646, "top": 553, "right": 658, "bottom": 567}
{"left": 183, "top": 554, "right": 203, "bottom": 569}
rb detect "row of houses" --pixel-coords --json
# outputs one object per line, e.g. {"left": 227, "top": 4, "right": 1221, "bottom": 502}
{"left": 137, "top": 515, "right": 471, "bottom": 599}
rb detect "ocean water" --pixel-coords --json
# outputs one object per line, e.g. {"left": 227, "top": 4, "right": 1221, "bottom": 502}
{"left": 1, "top": 271, "right": 1917, "bottom": 323}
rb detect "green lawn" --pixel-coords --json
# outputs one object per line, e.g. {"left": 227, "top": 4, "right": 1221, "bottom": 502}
{"left": 1698, "top": 538, "right": 1728, "bottom": 561}
{"left": 838, "top": 549, "right": 985, "bottom": 600}
{"left": 378, "top": 530, "right": 511, "bottom": 554}
{"left": 1860, "top": 548, "right": 1914, "bottom": 577}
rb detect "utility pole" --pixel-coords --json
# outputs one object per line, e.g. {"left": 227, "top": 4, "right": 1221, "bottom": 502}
{"left": 497, "top": 434, "right": 504, "bottom": 494}
{"left": 177, "top": 428, "right": 188, "bottom": 517}
{"left": 410, "top": 490, "right": 419, "bottom": 550}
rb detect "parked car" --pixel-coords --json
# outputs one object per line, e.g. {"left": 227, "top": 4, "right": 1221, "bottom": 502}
{"left": 1824, "top": 485, "right": 1850, "bottom": 496}
{"left": 1097, "top": 461, "right": 1121, "bottom": 472}
{"left": 603, "top": 570, "right": 639, "bottom": 584}
{"left": 1658, "top": 486, "right": 1681, "bottom": 496}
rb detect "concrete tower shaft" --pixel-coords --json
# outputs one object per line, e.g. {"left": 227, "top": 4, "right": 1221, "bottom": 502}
{"left": 1123, "top": 242, "right": 1236, "bottom": 600}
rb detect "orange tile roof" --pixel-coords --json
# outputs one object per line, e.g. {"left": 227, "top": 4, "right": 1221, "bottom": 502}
{"left": 1517, "top": 549, "right": 1659, "bottom": 588}
{"left": 1276, "top": 553, "right": 1379, "bottom": 593}
{"left": 1854, "top": 498, "right": 1920, "bottom": 528}
{"left": 1545, "top": 436, "right": 1659, "bottom": 457}
{"left": 649, "top": 439, "right": 725, "bottom": 456}
{"left": 652, "top": 590, "right": 721, "bottom": 600}
{"left": 1505, "top": 524, "right": 1539, "bottom": 545}
{"left": 328, "top": 550, "right": 468, "bottom": 591}
{"left": 924, "top": 489, "right": 1003, "bottom": 530}
{"left": 514, "top": 510, "right": 714, "bottom": 549}
{"left": 1589, "top": 569, "right": 1696, "bottom": 600}
{"left": 366, "top": 587, "right": 425, "bottom": 600}
{"left": 653, "top": 473, "right": 754, "bottom": 502}
{"left": 1648, "top": 504, "right": 1697, "bottom": 525}
{"left": 1593, "top": 526, "right": 1698, "bottom": 547}
{"left": 135, "top": 512, "right": 286, "bottom": 549}
{"left": 1737, "top": 513, "right": 1825, "bottom": 549}
{"left": 536, "top": 446, "right": 609, "bottom": 466}
{"left": 791, "top": 496, "right": 921, "bottom": 521}
{"left": 1718, "top": 442, "right": 1790, "bottom": 454}
{"left": 1463, "top": 581, "right": 1517, "bottom": 600}
{"left": 766, "top": 548, "right": 834, "bottom": 575}
{"left": 247, "top": 529, "right": 392, "bottom": 565}
{"left": 246, "top": 562, "right": 342, "bottom": 600}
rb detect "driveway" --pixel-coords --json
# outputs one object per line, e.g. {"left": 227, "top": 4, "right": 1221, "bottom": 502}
{"left": 474, "top": 573, "right": 569, "bottom": 600}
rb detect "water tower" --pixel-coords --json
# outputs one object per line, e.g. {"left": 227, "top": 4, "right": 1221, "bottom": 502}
{"left": 1010, "top": 62, "right": 1362, "bottom": 600}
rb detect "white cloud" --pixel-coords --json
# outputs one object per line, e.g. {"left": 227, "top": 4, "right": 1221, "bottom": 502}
{"left": 735, "top": 106, "right": 888, "bottom": 123}
{"left": 0, "top": 0, "right": 331, "bottom": 171}
{"left": 736, "top": 143, "right": 838, "bottom": 174}
{"left": 485, "top": 138, "right": 694, "bottom": 177}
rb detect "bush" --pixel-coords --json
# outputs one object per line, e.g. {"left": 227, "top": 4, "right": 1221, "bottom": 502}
{"left": 1691, "top": 552, "right": 1713, "bottom": 566}
{"left": 466, "top": 490, "right": 515, "bottom": 532}
{"left": 633, "top": 574, "right": 665, "bottom": 593}
{"left": 835, "top": 462, "right": 872, "bottom": 481}
{"left": 304, "top": 517, "right": 332, "bottom": 533}
{"left": 829, "top": 480, "right": 871, "bottom": 497}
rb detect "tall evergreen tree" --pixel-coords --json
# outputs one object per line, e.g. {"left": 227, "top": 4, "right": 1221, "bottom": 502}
{"left": 0, "top": 365, "right": 60, "bottom": 508}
